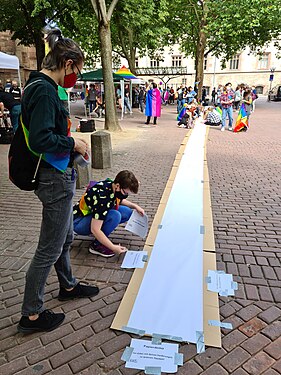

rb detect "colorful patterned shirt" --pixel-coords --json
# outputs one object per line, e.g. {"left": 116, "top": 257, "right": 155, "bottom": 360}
{"left": 220, "top": 91, "right": 234, "bottom": 108}
{"left": 73, "top": 179, "right": 119, "bottom": 220}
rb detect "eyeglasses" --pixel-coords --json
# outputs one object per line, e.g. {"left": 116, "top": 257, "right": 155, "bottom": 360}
{"left": 73, "top": 63, "right": 83, "bottom": 79}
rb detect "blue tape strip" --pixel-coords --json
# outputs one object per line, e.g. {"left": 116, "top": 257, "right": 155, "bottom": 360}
{"left": 152, "top": 333, "right": 183, "bottom": 343}
{"left": 145, "top": 366, "right": 162, "bottom": 375}
{"left": 142, "top": 254, "right": 149, "bottom": 262}
{"left": 196, "top": 331, "right": 205, "bottom": 354}
{"left": 174, "top": 352, "right": 184, "bottom": 366}
{"left": 200, "top": 225, "right": 205, "bottom": 234}
{"left": 121, "top": 326, "right": 145, "bottom": 336}
{"left": 158, "top": 224, "right": 163, "bottom": 229}
{"left": 231, "top": 281, "right": 238, "bottom": 290}
{"left": 208, "top": 320, "right": 233, "bottom": 330}
{"left": 205, "top": 276, "right": 211, "bottom": 283}
{"left": 121, "top": 346, "right": 134, "bottom": 361}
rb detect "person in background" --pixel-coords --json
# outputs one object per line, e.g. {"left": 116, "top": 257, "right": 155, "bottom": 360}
{"left": 145, "top": 82, "right": 161, "bottom": 125}
{"left": 0, "top": 90, "right": 21, "bottom": 133}
{"left": 234, "top": 85, "right": 242, "bottom": 111}
{"left": 211, "top": 87, "right": 217, "bottom": 104}
{"left": 17, "top": 28, "right": 99, "bottom": 335}
{"left": 88, "top": 84, "right": 97, "bottom": 113}
{"left": 9, "top": 80, "right": 21, "bottom": 103}
{"left": 138, "top": 86, "right": 145, "bottom": 112}
{"left": 251, "top": 85, "right": 258, "bottom": 112}
{"left": 124, "top": 84, "right": 133, "bottom": 114}
{"left": 4, "top": 79, "right": 12, "bottom": 93}
{"left": 219, "top": 84, "right": 234, "bottom": 131}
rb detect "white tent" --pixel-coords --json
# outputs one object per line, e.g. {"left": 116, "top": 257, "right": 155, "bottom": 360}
{"left": 0, "top": 51, "right": 22, "bottom": 88}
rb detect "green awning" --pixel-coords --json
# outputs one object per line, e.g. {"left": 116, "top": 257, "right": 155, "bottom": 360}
{"left": 78, "top": 68, "right": 122, "bottom": 82}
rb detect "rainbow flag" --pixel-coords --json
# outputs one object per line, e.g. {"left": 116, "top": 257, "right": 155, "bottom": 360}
{"left": 177, "top": 106, "right": 187, "bottom": 121}
{"left": 215, "top": 106, "right": 222, "bottom": 116}
{"left": 234, "top": 103, "right": 249, "bottom": 132}
{"left": 115, "top": 66, "right": 138, "bottom": 79}
{"left": 21, "top": 116, "right": 70, "bottom": 172}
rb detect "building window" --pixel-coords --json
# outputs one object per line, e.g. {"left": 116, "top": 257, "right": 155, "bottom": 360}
{"left": 256, "top": 86, "right": 264, "bottom": 94}
{"left": 258, "top": 54, "right": 269, "bottom": 69}
{"left": 172, "top": 55, "right": 182, "bottom": 67}
{"left": 150, "top": 59, "right": 160, "bottom": 68}
{"left": 229, "top": 54, "right": 240, "bottom": 70}
{"left": 204, "top": 58, "right": 207, "bottom": 70}
{"left": 182, "top": 78, "right": 187, "bottom": 85}
{"left": 135, "top": 57, "right": 139, "bottom": 68}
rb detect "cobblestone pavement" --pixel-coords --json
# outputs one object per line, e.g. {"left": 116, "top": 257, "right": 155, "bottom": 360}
{"left": 0, "top": 98, "right": 280, "bottom": 374}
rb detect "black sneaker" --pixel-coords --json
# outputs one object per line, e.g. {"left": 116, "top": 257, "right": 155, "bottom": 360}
{"left": 89, "top": 242, "right": 115, "bottom": 257}
{"left": 58, "top": 282, "right": 99, "bottom": 301}
{"left": 17, "top": 309, "right": 65, "bottom": 334}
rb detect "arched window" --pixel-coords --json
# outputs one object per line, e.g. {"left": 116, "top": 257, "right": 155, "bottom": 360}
{"left": 256, "top": 86, "right": 264, "bottom": 94}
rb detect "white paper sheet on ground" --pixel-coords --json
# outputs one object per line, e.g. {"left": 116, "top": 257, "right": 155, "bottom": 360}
{"left": 121, "top": 251, "right": 148, "bottom": 269}
{"left": 125, "top": 210, "right": 149, "bottom": 238}
{"left": 124, "top": 339, "right": 179, "bottom": 373}
{"left": 207, "top": 270, "right": 238, "bottom": 296}
{"left": 126, "top": 123, "right": 207, "bottom": 344}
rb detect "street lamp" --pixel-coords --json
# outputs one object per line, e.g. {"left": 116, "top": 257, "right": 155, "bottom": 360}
{"left": 269, "top": 67, "right": 276, "bottom": 92}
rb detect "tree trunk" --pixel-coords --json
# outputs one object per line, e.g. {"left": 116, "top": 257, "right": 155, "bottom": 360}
{"left": 127, "top": 48, "right": 137, "bottom": 75}
{"left": 34, "top": 34, "right": 46, "bottom": 71}
{"left": 195, "top": 29, "right": 206, "bottom": 101}
{"left": 99, "top": 22, "right": 121, "bottom": 131}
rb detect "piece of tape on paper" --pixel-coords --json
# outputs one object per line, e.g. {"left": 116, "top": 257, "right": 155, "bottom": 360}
{"left": 121, "top": 346, "right": 134, "bottom": 361}
{"left": 174, "top": 352, "right": 184, "bottom": 365}
{"left": 208, "top": 320, "right": 233, "bottom": 330}
{"left": 152, "top": 333, "right": 183, "bottom": 345}
{"left": 142, "top": 254, "right": 149, "bottom": 262}
{"left": 200, "top": 225, "right": 205, "bottom": 234}
{"left": 196, "top": 331, "right": 205, "bottom": 353}
{"left": 122, "top": 326, "right": 145, "bottom": 336}
{"left": 145, "top": 366, "right": 162, "bottom": 375}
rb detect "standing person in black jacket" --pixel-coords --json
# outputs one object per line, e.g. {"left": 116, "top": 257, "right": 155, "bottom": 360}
{"left": 9, "top": 80, "right": 21, "bottom": 103}
{"left": 17, "top": 28, "right": 99, "bottom": 334}
{"left": 0, "top": 90, "right": 21, "bottom": 133}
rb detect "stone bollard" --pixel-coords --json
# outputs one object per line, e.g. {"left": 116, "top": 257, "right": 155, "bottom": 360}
{"left": 91, "top": 131, "right": 113, "bottom": 169}
{"left": 74, "top": 159, "right": 91, "bottom": 189}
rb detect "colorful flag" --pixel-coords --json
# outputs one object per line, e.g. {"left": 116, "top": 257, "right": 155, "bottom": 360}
{"left": 234, "top": 103, "right": 249, "bottom": 132}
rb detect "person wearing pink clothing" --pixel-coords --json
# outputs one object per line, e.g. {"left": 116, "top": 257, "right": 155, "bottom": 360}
{"left": 145, "top": 83, "right": 161, "bottom": 125}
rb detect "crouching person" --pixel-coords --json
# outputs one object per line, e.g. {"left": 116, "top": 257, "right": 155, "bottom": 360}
{"left": 73, "top": 170, "right": 144, "bottom": 257}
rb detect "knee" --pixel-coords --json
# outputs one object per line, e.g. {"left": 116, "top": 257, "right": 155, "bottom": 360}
{"left": 108, "top": 209, "right": 122, "bottom": 224}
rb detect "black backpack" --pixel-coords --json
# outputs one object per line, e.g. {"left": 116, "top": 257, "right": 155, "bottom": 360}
{"left": 8, "top": 80, "right": 42, "bottom": 191}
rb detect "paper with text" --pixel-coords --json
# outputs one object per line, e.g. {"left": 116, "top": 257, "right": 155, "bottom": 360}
{"left": 125, "top": 210, "right": 148, "bottom": 238}
{"left": 121, "top": 251, "right": 148, "bottom": 269}
{"left": 125, "top": 339, "right": 179, "bottom": 373}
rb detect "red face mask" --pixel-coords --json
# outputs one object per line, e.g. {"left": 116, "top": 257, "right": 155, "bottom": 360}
{"left": 63, "top": 71, "right": 77, "bottom": 89}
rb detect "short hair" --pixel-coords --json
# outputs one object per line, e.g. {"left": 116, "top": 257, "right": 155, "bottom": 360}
{"left": 42, "top": 28, "right": 84, "bottom": 71}
{"left": 114, "top": 170, "right": 139, "bottom": 194}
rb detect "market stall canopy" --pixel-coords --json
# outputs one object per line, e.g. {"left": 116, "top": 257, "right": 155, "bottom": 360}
{"left": 78, "top": 68, "right": 122, "bottom": 82}
{"left": 0, "top": 52, "right": 20, "bottom": 70}
{"left": 115, "top": 65, "right": 138, "bottom": 79}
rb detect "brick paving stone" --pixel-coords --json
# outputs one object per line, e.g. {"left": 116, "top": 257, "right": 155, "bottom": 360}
{"left": 119, "top": 365, "right": 141, "bottom": 375}
{"left": 40, "top": 323, "right": 74, "bottom": 346}
{"left": 271, "top": 287, "right": 281, "bottom": 302}
{"left": 245, "top": 285, "right": 260, "bottom": 301}
{"left": 241, "top": 333, "right": 272, "bottom": 355}
{"left": 264, "top": 336, "right": 281, "bottom": 360}
{"left": 69, "top": 348, "right": 104, "bottom": 373}
{"left": 263, "top": 370, "right": 280, "bottom": 375}
{"left": 258, "top": 286, "right": 274, "bottom": 302}
{"left": 92, "top": 313, "right": 115, "bottom": 333}
{"left": 50, "top": 343, "right": 86, "bottom": 369}
{"left": 27, "top": 341, "right": 63, "bottom": 365}
{"left": 273, "top": 359, "right": 281, "bottom": 373}
{"left": 85, "top": 329, "right": 116, "bottom": 350}
{"left": 262, "top": 321, "right": 281, "bottom": 340}
{"left": 61, "top": 326, "right": 94, "bottom": 349}
{"left": 258, "top": 306, "right": 281, "bottom": 324}
{"left": 13, "top": 361, "right": 52, "bottom": 375}
{"left": 238, "top": 317, "right": 267, "bottom": 338}
{"left": 243, "top": 352, "right": 275, "bottom": 375}
{"left": 177, "top": 360, "right": 203, "bottom": 374}
{"left": 49, "top": 365, "right": 73, "bottom": 375}
{"left": 236, "top": 305, "right": 263, "bottom": 321}
{"left": 0, "top": 357, "right": 28, "bottom": 375}
{"left": 100, "top": 333, "right": 132, "bottom": 357}
{"left": 222, "top": 330, "right": 247, "bottom": 352}
{"left": 5, "top": 337, "right": 41, "bottom": 361}
{"left": 194, "top": 347, "right": 227, "bottom": 369}
{"left": 219, "top": 346, "right": 251, "bottom": 373}
{"left": 180, "top": 343, "right": 197, "bottom": 361}
{"left": 231, "top": 369, "right": 249, "bottom": 375}
{"left": 201, "top": 363, "right": 228, "bottom": 375}
{"left": 99, "top": 350, "right": 125, "bottom": 372}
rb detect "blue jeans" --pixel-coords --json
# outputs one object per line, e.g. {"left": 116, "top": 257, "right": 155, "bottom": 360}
{"left": 73, "top": 206, "right": 132, "bottom": 243}
{"left": 222, "top": 106, "right": 233, "bottom": 129}
{"left": 11, "top": 104, "right": 21, "bottom": 133}
{"left": 21, "top": 167, "right": 77, "bottom": 316}
{"left": 124, "top": 97, "right": 132, "bottom": 112}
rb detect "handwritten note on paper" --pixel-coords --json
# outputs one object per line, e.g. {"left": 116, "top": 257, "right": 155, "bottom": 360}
{"left": 121, "top": 251, "right": 148, "bottom": 269}
{"left": 125, "top": 339, "right": 179, "bottom": 373}
{"left": 125, "top": 210, "right": 148, "bottom": 238}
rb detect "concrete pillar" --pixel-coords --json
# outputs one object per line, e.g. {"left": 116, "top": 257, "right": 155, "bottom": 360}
{"left": 74, "top": 160, "right": 91, "bottom": 189}
{"left": 91, "top": 131, "right": 113, "bottom": 169}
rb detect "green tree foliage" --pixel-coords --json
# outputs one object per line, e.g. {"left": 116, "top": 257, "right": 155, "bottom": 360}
{"left": 0, "top": 0, "right": 89, "bottom": 69}
{"left": 166, "top": 0, "right": 281, "bottom": 97}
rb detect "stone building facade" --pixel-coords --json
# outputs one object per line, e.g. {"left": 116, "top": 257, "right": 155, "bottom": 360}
{"left": 128, "top": 42, "right": 281, "bottom": 95}
{"left": 0, "top": 31, "right": 37, "bottom": 85}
